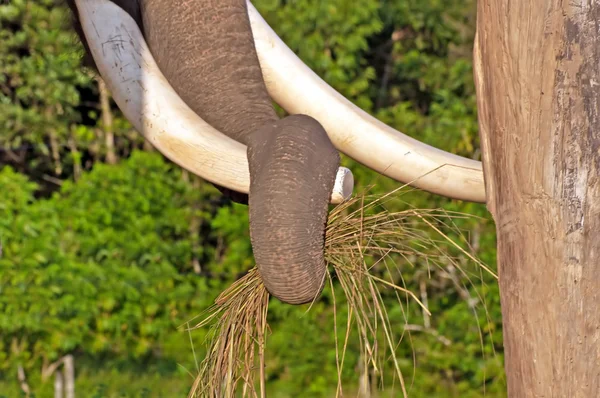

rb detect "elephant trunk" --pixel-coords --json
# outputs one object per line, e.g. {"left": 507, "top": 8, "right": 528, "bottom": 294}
{"left": 248, "top": 115, "right": 339, "bottom": 304}
{"left": 136, "top": 0, "right": 336, "bottom": 303}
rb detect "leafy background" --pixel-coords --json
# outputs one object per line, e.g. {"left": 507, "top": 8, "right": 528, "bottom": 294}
{"left": 0, "top": 0, "right": 504, "bottom": 396}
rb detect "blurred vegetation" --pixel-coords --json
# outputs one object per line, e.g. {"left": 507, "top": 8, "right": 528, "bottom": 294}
{"left": 0, "top": 0, "right": 504, "bottom": 396}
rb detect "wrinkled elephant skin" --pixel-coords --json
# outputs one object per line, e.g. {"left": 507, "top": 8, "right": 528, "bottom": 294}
{"left": 67, "top": 0, "right": 338, "bottom": 304}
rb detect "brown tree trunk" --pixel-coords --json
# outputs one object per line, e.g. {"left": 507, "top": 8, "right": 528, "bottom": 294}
{"left": 189, "top": 177, "right": 202, "bottom": 275}
{"left": 49, "top": 130, "right": 63, "bottom": 176}
{"left": 68, "top": 131, "right": 81, "bottom": 182}
{"left": 143, "top": 138, "right": 155, "bottom": 152}
{"left": 97, "top": 77, "right": 117, "bottom": 164}
{"left": 474, "top": 2, "right": 600, "bottom": 397}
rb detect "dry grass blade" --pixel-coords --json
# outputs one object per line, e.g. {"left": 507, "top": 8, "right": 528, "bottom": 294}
{"left": 187, "top": 268, "right": 269, "bottom": 398}
{"left": 324, "top": 188, "right": 494, "bottom": 397}
{"left": 186, "top": 186, "right": 493, "bottom": 397}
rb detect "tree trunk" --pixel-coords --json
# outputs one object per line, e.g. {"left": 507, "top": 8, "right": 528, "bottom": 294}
{"left": 68, "top": 132, "right": 81, "bottom": 181}
{"left": 49, "top": 130, "right": 63, "bottom": 176}
{"left": 54, "top": 370, "right": 63, "bottom": 398}
{"left": 474, "top": 2, "right": 600, "bottom": 397}
{"left": 189, "top": 176, "right": 202, "bottom": 275}
{"left": 97, "top": 77, "right": 117, "bottom": 164}
{"left": 63, "top": 354, "right": 75, "bottom": 398}
{"left": 143, "top": 138, "right": 154, "bottom": 152}
{"left": 17, "top": 365, "right": 31, "bottom": 397}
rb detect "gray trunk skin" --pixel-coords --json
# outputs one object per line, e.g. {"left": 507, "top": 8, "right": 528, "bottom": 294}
{"left": 67, "top": 0, "right": 340, "bottom": 304}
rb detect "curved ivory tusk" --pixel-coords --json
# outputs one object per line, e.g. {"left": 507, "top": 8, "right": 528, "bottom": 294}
{"left": 246, "top": 2, "right": 486, "bottom": 203}
{"left": 75, "top": 0, "right": 352, "bottom": 204}
{"left": 331, "top": 167, "right": 354, "bottom": 204}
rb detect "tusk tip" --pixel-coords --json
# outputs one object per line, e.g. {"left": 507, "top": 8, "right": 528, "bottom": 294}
{"left": 330, "top": 167, "right": 354, "bottom": 204}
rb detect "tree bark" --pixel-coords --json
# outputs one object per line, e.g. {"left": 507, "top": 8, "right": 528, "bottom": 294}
{"left": 188, "top": 176, "right": 203, "bottom": 275}
{"left": 68, "top": 132, "right": 81, "bottom": 181}
{"left": 63, "top": 354, "right": 75, "bottom": 398}
{"left": 49, "top": 130, "right": 63, "bottom": 176}
{"left": 17, "top": 365, "right": 31, "bottom": 397}
{"left": 54, "top": 370, "right": 63, "bottom": 398}
{"left": 97, "top": 77, "right": 117, "bottom": 165}
{"left": 474, "top": 1, "right": 600, "bottom": 397}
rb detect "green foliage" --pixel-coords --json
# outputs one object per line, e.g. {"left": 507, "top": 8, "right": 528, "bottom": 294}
{"left": 210, "top": 204, "right": 253, "bottom": 276}
{"left": 258, "top": 0, "right": 382, "bottom": 110}
{"left": 0, "top": 363, "right": 192, "bottom": 397}
{"left": 0, "top": 153, "right": 219, "bottom": 379}
{"left": 1, "top": 0, "right": 87, "bottom": 161}
{"left": 0, "top": 0, "right": 504, "bottom": 396}
{"left": 0, "top": 0, "right": 135, "bottom": 186}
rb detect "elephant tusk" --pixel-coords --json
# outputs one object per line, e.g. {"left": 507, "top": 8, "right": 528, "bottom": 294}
{"left": 330, "top": 166, "right": 354, "bottom": 204}
{"left": 74, "top": 0, "right": 352, "bottom": 204}
{"left": 246, "top": 2, "right": 486, "bottom": 203}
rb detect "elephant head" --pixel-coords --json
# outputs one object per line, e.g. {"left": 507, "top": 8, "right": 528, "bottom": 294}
{"left": 67, "top": 0, "right": 485, "bottom": 305}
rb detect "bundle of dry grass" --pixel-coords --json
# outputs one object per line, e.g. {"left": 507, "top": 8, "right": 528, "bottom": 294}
{"left": 185, "top": 187, "right": 495, "bottom": 398}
